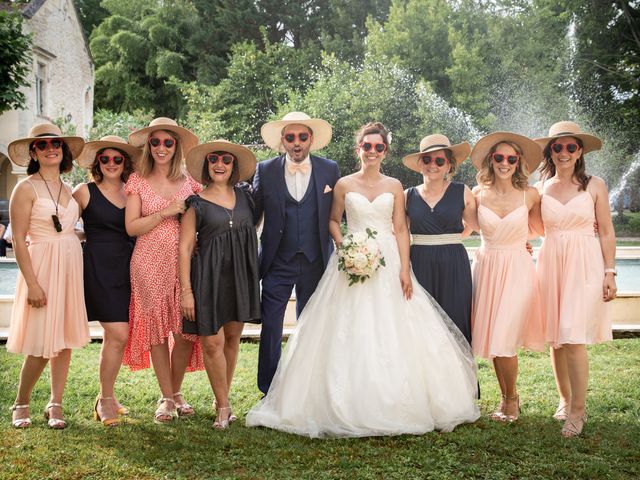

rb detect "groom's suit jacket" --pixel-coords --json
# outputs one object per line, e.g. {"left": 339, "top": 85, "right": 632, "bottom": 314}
{"left": 252, "top": 154, "right": 340, "bottom": 278}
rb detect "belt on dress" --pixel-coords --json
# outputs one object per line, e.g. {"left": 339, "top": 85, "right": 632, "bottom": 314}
{"left": 411, "top": 233, "right": 462, "bottom": 246}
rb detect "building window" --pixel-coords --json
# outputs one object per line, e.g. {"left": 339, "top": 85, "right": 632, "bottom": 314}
{"left": 35, "top": 62, "right": 46, "bottom": 116}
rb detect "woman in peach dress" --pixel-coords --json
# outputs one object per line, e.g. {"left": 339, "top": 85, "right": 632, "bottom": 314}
{"left": 470, "top": 132, "right": 545, "bottom": 423}
{"left": 7, "top": 123, "right": 90, "bottom": 429}
{"left": 124, "top": 118, "right": 203, "bottom": 423}
{"left": 535, "top": 121, "right": 615, "bottom": 437}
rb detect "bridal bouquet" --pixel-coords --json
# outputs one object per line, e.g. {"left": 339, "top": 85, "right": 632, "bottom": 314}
{"left": 337, "top": 228, "right": 386, "bottom": 286}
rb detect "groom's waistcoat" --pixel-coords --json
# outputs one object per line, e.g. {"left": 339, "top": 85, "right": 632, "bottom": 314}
{"left": 277, "top": 174, "right": 321, "bottom": 262}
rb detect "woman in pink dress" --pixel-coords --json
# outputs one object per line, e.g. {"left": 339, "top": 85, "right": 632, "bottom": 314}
{"left": 7, "top": 123, "right": 89, "bottom": 429}
{"left": 124, "top": 117, "right": 203, "bottom": 423}
{"left": 470, "top": 132, "right": 545, "bottom": 423}
{"left": 535, "top": 121, "right": 615, "bottom": 437}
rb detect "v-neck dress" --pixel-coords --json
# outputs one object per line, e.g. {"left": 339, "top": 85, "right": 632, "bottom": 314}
{"left": 471, "top": 191, "right": 545, "bottom": 358}
{"left": 181, "top": 188, "right": 261, "bottom": 337}
{"left": 81, "top": 182, "right": 134, "bottom": 323}
{"left": 407, "top": 183, "right": 472, "bottom": 343}
{"left": 8, "top": 179, "right": 90, "bottom": 358}
{"left": 537, "top": 191, "right": 612, "bottom": 347}
{"left": 123, "top": 172, "right": 204, "bottom": 371}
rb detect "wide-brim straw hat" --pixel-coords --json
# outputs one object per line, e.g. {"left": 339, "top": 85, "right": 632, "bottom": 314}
{"left": 185, "top": 139, "right": 257, "bottom": 184}
{"left": 128, "top": 117, "right": 198, "bottom": 156}
{"left": 402, "top": 134, "right": 471, "bottom": 173}
{"left": 534, "top": 121, "right": 602, "bottom": 154}
{"left": 470, "top": 132, "right": 543, "bottom": 172}
{"left": 77, "top": 135, "right": 141, "bottom": 168}
{"left": 261, "top": 111, "right": 332, "bottom": 153}
{"left": 8, "top": 123, "right": 85, "bottom": 167}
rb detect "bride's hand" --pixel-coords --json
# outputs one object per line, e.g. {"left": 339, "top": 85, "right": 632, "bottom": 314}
{"left": 400, "top": 270, "right": 413, "bottom": 300}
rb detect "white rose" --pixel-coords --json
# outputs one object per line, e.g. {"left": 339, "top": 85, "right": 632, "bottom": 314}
{"left": 351, "top": 231, "right": 367, "bottom": 244}
{"left": 353, "top": 252, "right": 368, "bottom": 270}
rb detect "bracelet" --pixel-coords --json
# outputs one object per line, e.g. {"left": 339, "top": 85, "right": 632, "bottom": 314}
{"left": 604, "top": 268, "right": 617, "bottom": 276}
{"left": 181, "top": 286, "right": 192, "bottom": 293}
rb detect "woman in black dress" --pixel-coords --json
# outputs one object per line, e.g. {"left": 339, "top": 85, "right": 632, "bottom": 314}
{"left": 179, "top": 139, "right": 260, "bottom": 430}
{"left": 74, "top": 135, "right": 138, "bottom": 426}
{"left": 402, "top": 134, "right": 477, "bottom": 344}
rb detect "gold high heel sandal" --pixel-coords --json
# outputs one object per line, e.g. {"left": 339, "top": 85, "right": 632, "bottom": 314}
{"left": 501, "top": 394, "right": 520, "bottom": 422}
{"left": 173, "top": 392, "right": 195, "bottom": 418}
{"left": 561, "top": 414, "right": 587, "bottom": 438}
{"left": 489, "top": 394, "right": 507, "bottom": 421}
{"left": 213, "top": 406, "right": 231, "bottom": 430}
{"left": 11, "top": 404, "right": 31, "bottom": 429}
{"left": 44, "top": 402, "right": 66, "bottom": 429}
{"left": 213, "top": 400, "right": 237, "bottom": 423}
{"left": 553, "top": 403, "right": 569, "bottom": 422}
{"left": 94, "top": 396, "right": 120, "bottom": 427}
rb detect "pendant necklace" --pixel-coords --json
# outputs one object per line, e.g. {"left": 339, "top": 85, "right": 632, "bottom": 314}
{"left": 223, "top": 206, "right": 234, "bottom": 228}
{"left": 39, "top": 172, "right": 63, "bottom": 232}
{"left": 422, "top": 181, "right": 447, "bottom": 213}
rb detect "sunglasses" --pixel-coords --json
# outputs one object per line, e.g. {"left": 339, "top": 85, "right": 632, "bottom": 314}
{"left": 149, "top": 137, "right": 176, "bottom": 148}
{"left": 206, "top": 153, "right": 235, "bottom": 165}
{"left": 420, "top": 155, "right": 447, "bottom": 167}
{"left": 98, "top": 155, "right": 125, "bottom": 165}
{"left": 283, "top": 132, "right": 310, "bottom": 144}
{"left": 492, "top": 153, "right": 519, "bottom": 165}
{"left": 360, "top": 142, "right": 387, "bottom": 153}
{"left": 33, "top": 139, "right": 63, "bottom": 151}
{"left": 551, "top": 143, "right": 579, "bottom": 154}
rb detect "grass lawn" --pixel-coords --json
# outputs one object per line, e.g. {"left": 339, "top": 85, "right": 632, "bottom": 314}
{"left": 1, "top": 340, "right": 639, "bottom": 480}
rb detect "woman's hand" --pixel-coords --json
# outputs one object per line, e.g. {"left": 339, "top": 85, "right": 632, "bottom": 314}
{"left": 400, "top": 270, "right": 413, "bottom": 300}
{"left": 161, "top": 199, "right": 186, "bottom": 219}
{"left": 603, "top": 273, "right": 617, "bottom": 302}
{"left": 181, "top": 292, "right": 196, "bottom": 321}
{"left": 27, "top": 282, "right": 47, "bottom": 308}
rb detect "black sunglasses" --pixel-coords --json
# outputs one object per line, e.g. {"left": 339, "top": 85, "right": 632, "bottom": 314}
{"left": 206, "top": 153, "right": 235, "bottom": 165}
{"left": 492, "top": 153, "right": 519, "bottom": 165}
{"left": 283, "top": 132, "right": 310, "bottom": 143}
{"left": 98, "top": 155, "right": 124, "bottom": 165}
{"left": 33, "top": 139, "right": 63, "bottom": 151}
{"left": 149, "top": 137, "right": 176, "bottom": 148}
{"left": 551, "top": 143, "right": 579, "bottom": 154}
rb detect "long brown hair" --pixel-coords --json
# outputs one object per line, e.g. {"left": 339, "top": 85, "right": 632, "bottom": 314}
{"left": 539, "top": 137, "right": 591, "bottom": 191}
{"left": 137, "top": 130, "right": 185, "bottom": 181}
{"left": 475, "top": 141, "right": 529, "bottom": 190}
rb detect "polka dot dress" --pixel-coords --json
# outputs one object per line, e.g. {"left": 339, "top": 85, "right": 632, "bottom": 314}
{"left": 123, "top": 172, "right": 204, "bottom": 371}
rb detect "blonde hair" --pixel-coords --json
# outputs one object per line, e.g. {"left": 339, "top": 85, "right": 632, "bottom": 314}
{"left": 137, "top": 130, "right": 185, "bottom": 181}
{"left": 475, "top": 141, "right": 529, "bottom": 190}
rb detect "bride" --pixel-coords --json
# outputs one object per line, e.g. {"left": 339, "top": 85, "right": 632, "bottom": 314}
{"left": 246, "top": 122, "right": 480, "bottom": 437}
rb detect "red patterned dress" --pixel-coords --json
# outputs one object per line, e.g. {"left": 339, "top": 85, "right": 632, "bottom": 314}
{"left": 123, "top": 172, "right": 204, "bottom": 371}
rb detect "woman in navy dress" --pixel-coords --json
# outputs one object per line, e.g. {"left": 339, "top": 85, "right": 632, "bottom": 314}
{"left": 74, "top": 135, "right": 139, "bottom": 426}
{"left": 403, "top": 134, "right": 477, "bottom": 343}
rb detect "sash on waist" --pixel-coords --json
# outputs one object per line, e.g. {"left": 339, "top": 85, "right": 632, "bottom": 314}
{"left": 545, "top": 229, "right": 595, "bottom": 238}
{"left": 411, "top": 233, "right": 462, "bottom": 246}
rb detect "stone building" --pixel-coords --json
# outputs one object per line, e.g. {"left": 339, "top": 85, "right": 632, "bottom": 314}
{"left": 0, "top": 0, "right": 94, "bottom": 219}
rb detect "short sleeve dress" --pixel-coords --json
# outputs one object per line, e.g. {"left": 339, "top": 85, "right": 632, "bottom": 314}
{"left": 182, "top": 187, "right": 261, "bottom": 336}
{"left": 123, "top": 172, "right": 204, "bottom": 371}
{"left": 406, "top": 183, "right": 472, "bottom": 343}
{"left": 82, "top": 182, "right": 134, "bottom": 323}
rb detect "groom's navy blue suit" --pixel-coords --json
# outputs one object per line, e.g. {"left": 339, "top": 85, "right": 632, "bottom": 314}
{"left": 253, "top": 154, "right": 340, "bottom": 394}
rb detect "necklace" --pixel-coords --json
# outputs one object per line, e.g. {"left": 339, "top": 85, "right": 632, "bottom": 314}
{"left": 39, "top": 172, "right": 63, "bottom": 232}
{"left": 421, "top": 181, "right": 448, "bottom": 213}
{"left": 223, "top": 206, "right": 234, "bottom": 228}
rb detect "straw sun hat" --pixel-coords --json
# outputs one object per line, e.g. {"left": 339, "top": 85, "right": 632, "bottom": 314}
{"left": 185, "top": 139, "right": 257, "bottom": 184}
{"left": 77, "top": 135, "right": 141, "bottom": 168}
{"left": 534, "top": 121, "right": 602, "bottom": 154}
{"left": 128, "top": 117, "right": 198, "bottom": 156}
{"left": 470, "top": 132, "right": 543, "bottom": 172}
{"left": 402, "top": 134, "right": 471, "bottom": 173}
{"left": 8, "top": 123, "right": 85, "bottom": 167}
{"left": 261, "top": 112, "right": 332, "bottom": 153}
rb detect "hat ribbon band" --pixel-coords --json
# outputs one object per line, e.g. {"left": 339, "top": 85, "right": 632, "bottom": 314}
{"left": 421, "top": 144, "right": 449, "bottom": 152}
{"left": 554, "top": 131, "right": 580, "bottom": 136}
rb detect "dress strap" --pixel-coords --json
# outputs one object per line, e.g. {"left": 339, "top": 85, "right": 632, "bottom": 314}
{"left": 24, "top": 179, "right": 39, "bottom": 198}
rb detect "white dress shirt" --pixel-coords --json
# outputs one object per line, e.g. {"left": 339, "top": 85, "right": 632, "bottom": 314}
{"left": 284, "top": 155, "right": 312, "bottom": 202}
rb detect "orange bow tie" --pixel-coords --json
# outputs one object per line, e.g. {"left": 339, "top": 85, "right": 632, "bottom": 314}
{"left": 287, "top": 162, "right": 310, "bottom": 175}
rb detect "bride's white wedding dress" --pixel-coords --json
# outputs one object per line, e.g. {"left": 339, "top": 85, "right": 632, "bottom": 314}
{"left": 246, "top": 191, "right": 480, "bottom": 437}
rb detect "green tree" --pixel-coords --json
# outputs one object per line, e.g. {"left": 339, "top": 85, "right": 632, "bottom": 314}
{"left": 0, "top": 9, "right": 32, "bottom": 114}
{"left": 74, "top": 0, "right": 109, "bottom": 36}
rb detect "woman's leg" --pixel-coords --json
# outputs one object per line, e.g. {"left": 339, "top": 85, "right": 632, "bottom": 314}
{"left": 150, "top": 342, "right": 175, "bottom": 421}
{"left": 12, "top": 355, "right": 49, "bottom": 423}
{"left": 48, "top": 349, "right": 72, "bottom": 421}
{"left": 223, "top": 322, "right": 244, "bottom": 390}
{"left": 201, "top": 331, "right": 231, "bottom": 427}
{"left": 561, "top": 344, "right": 589, "bottom": 436}
{"left": 550, "top": 346, "right": 572, "bottom": 418}
{"left": 171, "top": 333, "right": 196, "bottom": 414}
{"left": 97, "top": 322, "right": 128, "bottom": 420}
{"left": 493, "top": 356, "right": 519, "bottom": 419}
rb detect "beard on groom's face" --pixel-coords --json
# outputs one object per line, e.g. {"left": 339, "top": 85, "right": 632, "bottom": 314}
{"left": 282, "top": 125, "right": 313, "bottom": 163}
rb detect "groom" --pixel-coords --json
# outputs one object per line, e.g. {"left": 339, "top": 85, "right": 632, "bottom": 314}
{"left": 253, "top": 112, "right": 340, "bottom": 395}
